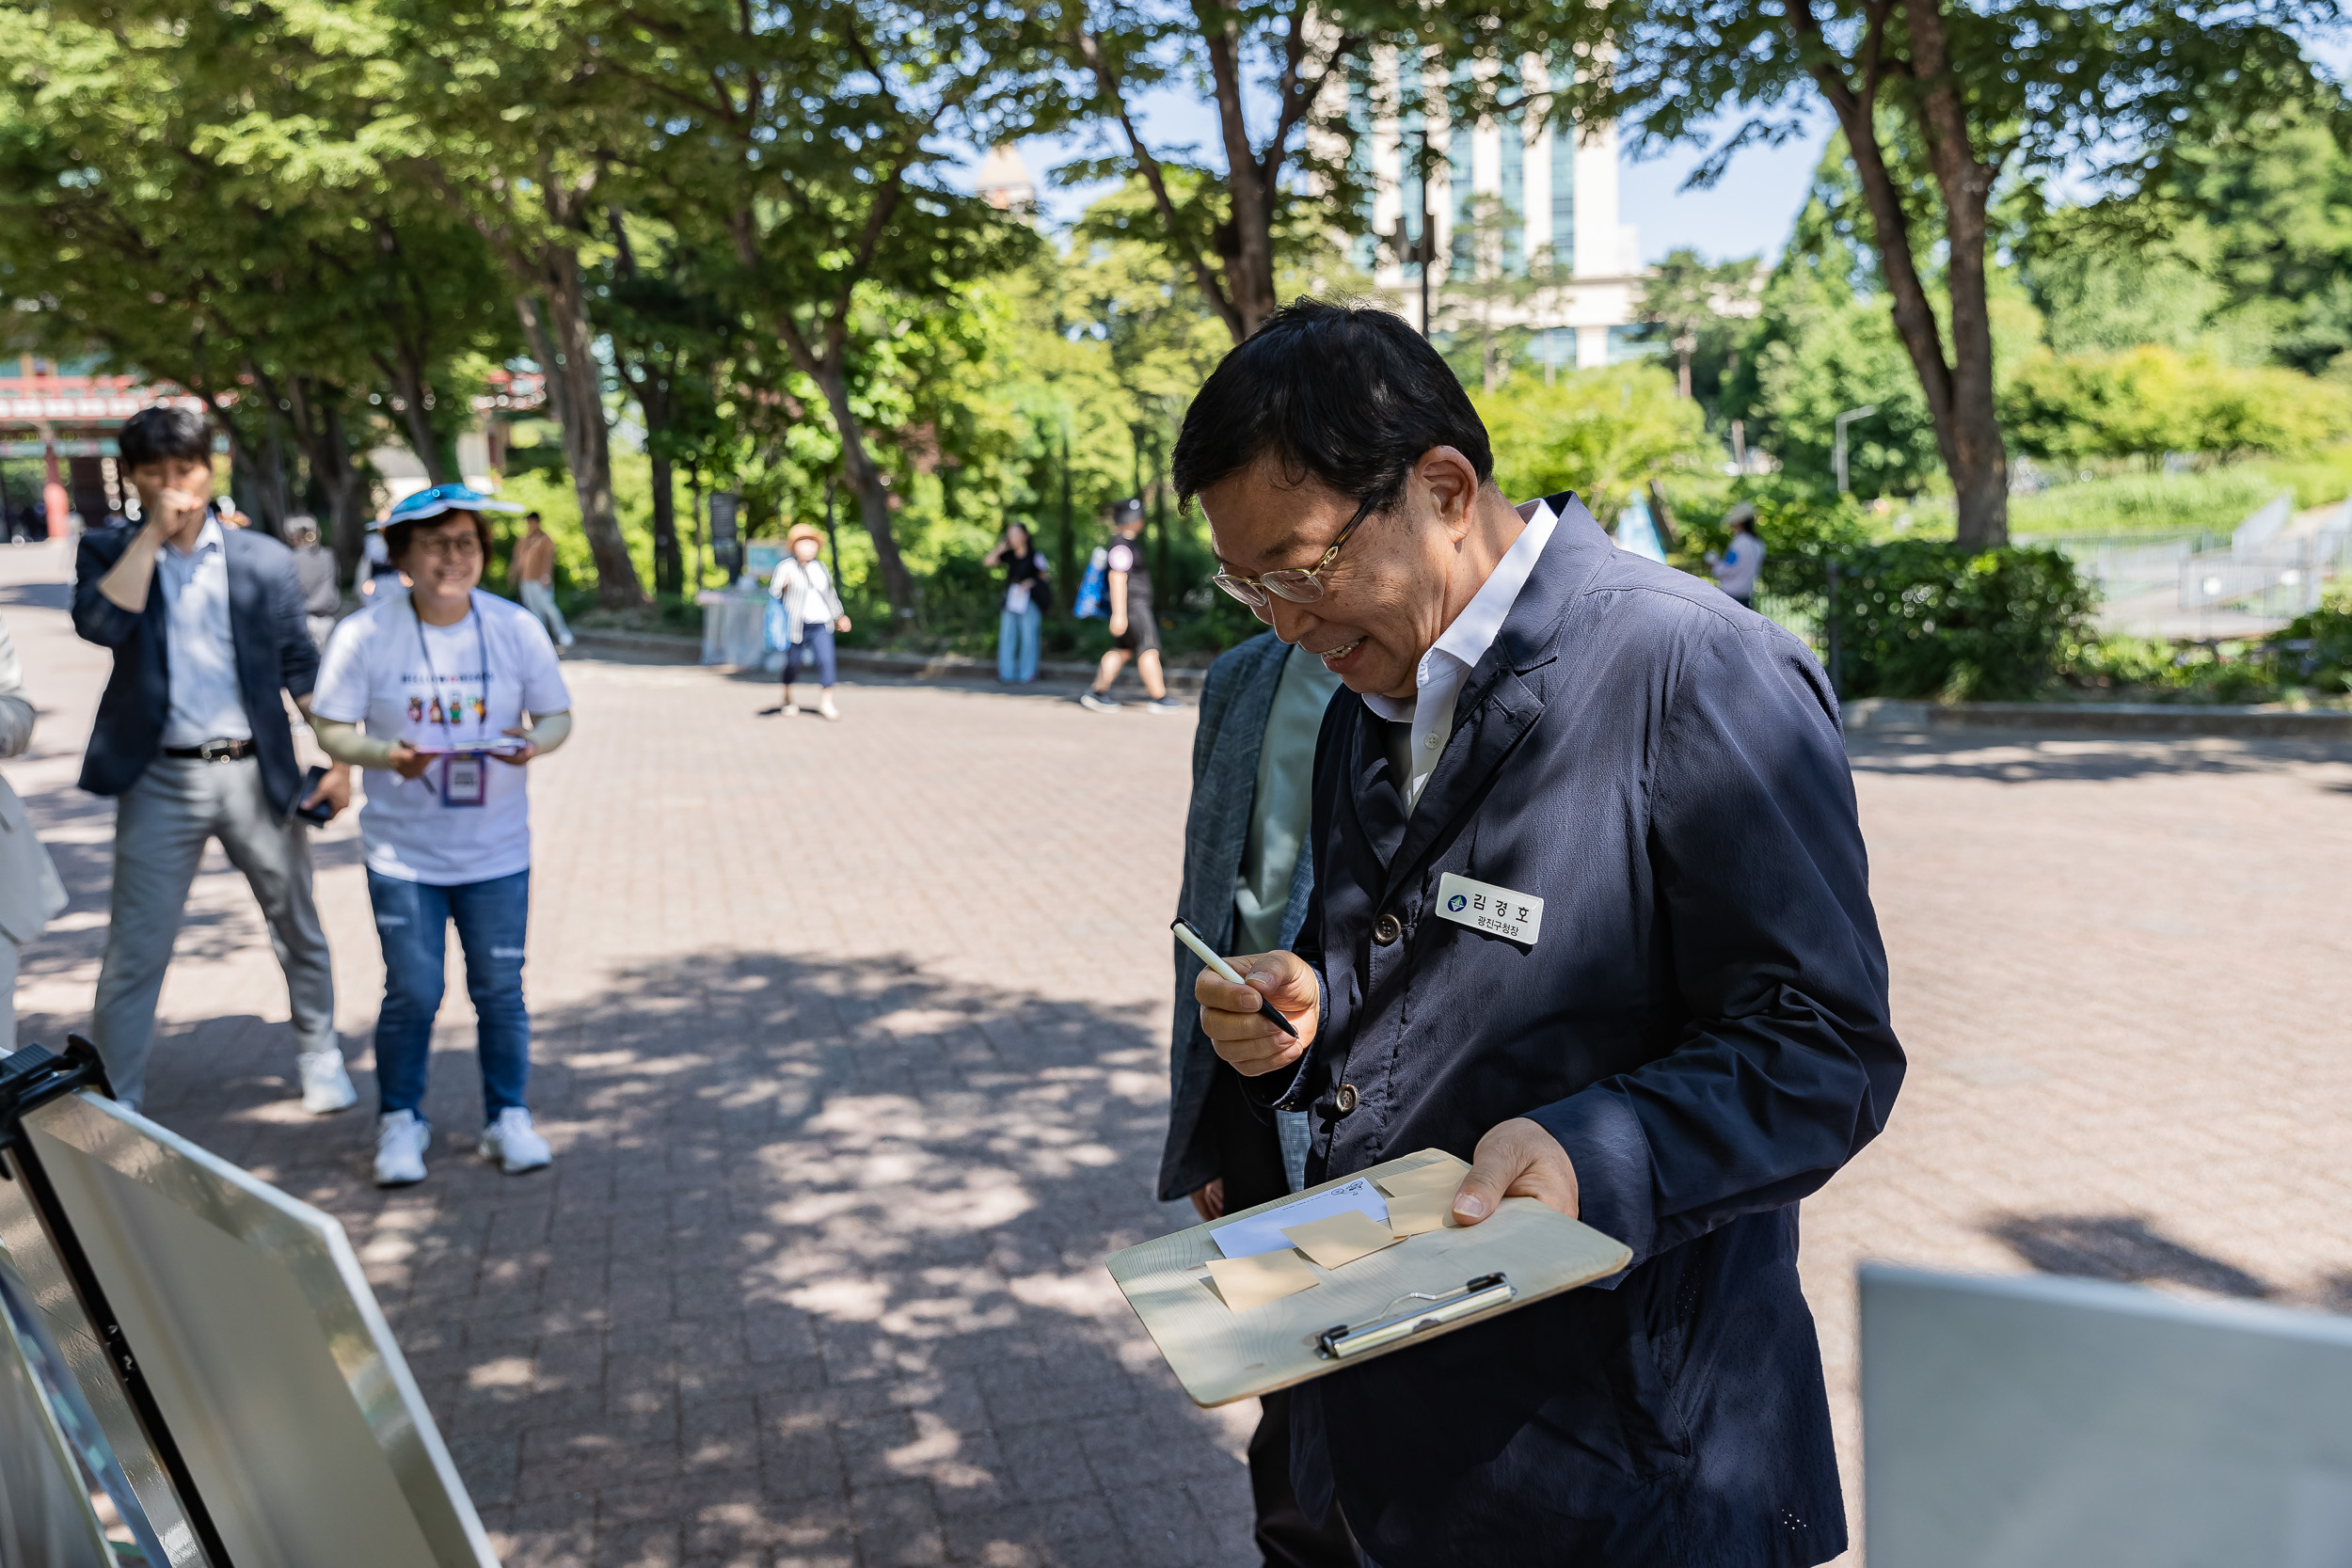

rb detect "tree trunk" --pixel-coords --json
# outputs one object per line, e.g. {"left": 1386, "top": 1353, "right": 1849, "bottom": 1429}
{"left": 649, "top": 448, "right": 680, "bottom": 596}
{"left": 806, "top": 359, "right": 915, "bottom": 619}
{"left": 1901, "top": 0, "right": 2010, "bottom": 546}
{"left": 381, "top": 344, "right": 453, "bottom": 485}
{"left": 1201, "top": 8, "right": 1279, "bottom": 339}
{"left": 287, "top": 375, "right": 367, "bottom": 580}
{"left": 534, "top": 249, "right": 645, "bottom": 606}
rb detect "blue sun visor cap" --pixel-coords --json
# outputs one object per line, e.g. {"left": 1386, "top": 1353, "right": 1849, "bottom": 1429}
{"left": 375, "top": 483, "right": 524, "bottom": 529}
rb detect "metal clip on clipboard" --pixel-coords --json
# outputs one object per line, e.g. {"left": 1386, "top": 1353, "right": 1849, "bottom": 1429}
{"left": 1315, "top": 1273, "right": 1516, "bottom": 1360}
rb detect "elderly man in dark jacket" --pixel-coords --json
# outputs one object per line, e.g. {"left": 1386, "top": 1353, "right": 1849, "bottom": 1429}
{"left": 1179, "top": 300, "right": 1903, "bottom": 1568}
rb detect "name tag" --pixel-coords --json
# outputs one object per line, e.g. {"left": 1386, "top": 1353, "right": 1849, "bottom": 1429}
{"left": 1435, "top": 872, "right": 1544, "bottom": 945}
{"left": 440, "top": 755, "right": 487, "bottom": 808}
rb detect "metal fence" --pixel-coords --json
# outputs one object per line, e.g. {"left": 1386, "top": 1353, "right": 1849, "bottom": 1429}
{"left": 2040, "top": 494, "right": 2352, "bottom": 638}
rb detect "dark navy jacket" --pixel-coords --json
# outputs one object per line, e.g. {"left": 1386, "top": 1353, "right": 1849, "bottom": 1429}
{"left": 1258, "top": 494, "right": 1902, "bottom": 1568}
{"left": 72, "top": 523, "right": 320, "bottom": 817}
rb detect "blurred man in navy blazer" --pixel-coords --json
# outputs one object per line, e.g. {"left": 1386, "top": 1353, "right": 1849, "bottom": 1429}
{"left": 72, "top": 405, "right": 354, "bottom": 1115}
{"left": 1179, "top": 302, "right": 1903, "bottom": 1568}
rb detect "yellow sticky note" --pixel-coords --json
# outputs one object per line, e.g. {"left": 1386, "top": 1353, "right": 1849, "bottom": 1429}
{"left": 1384, "top": 1187, "right": 1464, "bottom": 1237}
{"left": 1204, "top": 1250, "right": 1320, "bottom": 1311}
{"left": 1377, "top": 1163, "right": 1464, "bottom": 1200}
{"left": 1281, "top": 1210, "right": 1403, "bottom": 1270}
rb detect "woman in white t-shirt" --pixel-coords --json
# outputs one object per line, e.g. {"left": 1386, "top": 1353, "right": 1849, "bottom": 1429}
{"left": 767, "top": 524, "right": 850, "bottom": 720}
{"left": 311, "top": 483, "right": 574, "bottom": 1188}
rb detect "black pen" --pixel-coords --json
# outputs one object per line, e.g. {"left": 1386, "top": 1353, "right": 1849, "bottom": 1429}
{"left": 1171, "top": 917, "right": 1300, "bottom": 1039}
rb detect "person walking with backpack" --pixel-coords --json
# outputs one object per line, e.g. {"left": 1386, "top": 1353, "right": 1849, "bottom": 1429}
{"left": 982, "top": 522, "right": 1051, "bottom": 683}
{"left": 310, "top": 483, "right": 574, "bottom": 1187}
{"left": 768, "top": 524, "right": 850, "bottom": 721}
{"left": 1080, "top": 499, "right": 1180, "bottom": 713}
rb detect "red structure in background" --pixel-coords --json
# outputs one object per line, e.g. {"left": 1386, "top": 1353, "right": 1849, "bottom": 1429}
{"left": 0, "top": 354, "right": 204, "bottom": 536}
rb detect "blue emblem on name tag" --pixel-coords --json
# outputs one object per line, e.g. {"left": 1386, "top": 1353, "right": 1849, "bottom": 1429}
{"left": 1447, "top": 894, "right": 1468, "bottom": 912}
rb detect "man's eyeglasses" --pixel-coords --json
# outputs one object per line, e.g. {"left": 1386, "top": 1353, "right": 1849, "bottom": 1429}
{"left": 1212, "top": 494, "right": 1377, "bottom": 610}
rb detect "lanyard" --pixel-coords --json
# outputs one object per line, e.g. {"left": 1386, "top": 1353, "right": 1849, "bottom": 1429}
{"left": 410, "top": 592, "right": 492, "bottom": 746}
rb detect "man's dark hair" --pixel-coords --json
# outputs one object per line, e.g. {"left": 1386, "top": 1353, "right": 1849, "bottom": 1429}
{"left": 1170, "top": 299, "right": 1492, "bottom": 512}
{"left": 526, "top": 511, "right": 542, "bottom": 523}
{"left": 384, "top": 511, "right": 494, "bottom": 566}
{"left": 119, "top": 405, "right": 213, "bottom": 471}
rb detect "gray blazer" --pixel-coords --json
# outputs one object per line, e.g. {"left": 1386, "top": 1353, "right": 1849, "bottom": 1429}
{"left": 1158, "top": 631, "right": 1323, "bottom": 1201}
{"left": 0, "top": 616, "right": 67, "bottom": 947}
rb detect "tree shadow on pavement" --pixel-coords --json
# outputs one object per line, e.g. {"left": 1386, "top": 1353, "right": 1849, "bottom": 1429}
{"left": 122, "top": 946, "right": 1256, "bottom": 1568}
{"left": 1986, "top": 1213, "right": 2273, "bottom": 1299}
{"left": 1848, "top": 729, "right": 2352, "bottom": 785}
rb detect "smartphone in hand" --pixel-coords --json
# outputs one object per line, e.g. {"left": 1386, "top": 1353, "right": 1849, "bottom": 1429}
{"left": 290, "top": 764, "right": 335, "bottom": 828}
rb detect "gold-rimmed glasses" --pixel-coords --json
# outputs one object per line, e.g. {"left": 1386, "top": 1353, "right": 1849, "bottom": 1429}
{"left": 1211, "top": 493, "right": 1378, "bottom": 610}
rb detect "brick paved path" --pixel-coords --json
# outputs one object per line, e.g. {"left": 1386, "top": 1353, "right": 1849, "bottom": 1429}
{"left": 6, "top": 539, "right": 2350, "bottom": 1566}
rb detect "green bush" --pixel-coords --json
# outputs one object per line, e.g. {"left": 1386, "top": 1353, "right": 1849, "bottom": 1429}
{"left": 1836, "top": 542, "right": 2097, "bottom": 701}
{"left": 2003, "top": 345, "right": 2352, "bottom": 464}
{"left": 2272, "top": 592, "right": 2352, "bottom": 695}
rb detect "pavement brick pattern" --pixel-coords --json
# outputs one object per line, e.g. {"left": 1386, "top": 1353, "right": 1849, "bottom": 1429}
{"left": 5, "top": 540, "right": 2350, "bottom": 1566}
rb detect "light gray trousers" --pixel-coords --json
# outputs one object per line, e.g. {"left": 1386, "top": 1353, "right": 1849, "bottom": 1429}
{"left": 91, "top": 756, "right": 335, "bottom": 1110}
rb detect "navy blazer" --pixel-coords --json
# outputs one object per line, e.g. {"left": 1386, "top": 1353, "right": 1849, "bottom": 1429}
{"left": 1160, "top": 631, "right": 1324, "bottom": 1201}
{"left": 72, "top": 524, "right": 320, "bottom": 817}
{"left": 1264, "top": 495, "right": 1902, "bottom": 1568}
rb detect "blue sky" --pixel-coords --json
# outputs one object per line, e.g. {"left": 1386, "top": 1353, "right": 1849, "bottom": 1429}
{"left": 997, "top": 90, "right": 1832, "bottom": 267}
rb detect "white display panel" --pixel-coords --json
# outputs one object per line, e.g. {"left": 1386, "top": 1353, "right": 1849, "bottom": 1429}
{"left": 1863, "top": 1265, "right": 2352, "bottom": 1568}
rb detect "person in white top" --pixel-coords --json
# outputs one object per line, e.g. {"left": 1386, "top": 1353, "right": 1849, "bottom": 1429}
{"left": 766, "top": 524, "right": 850, "bottom": 721}
{"left": 1708, "top": 504, "right": 1767, "bottom": 607}
{"left": 311, "top": 483, "right": 574, "bottom": 1187}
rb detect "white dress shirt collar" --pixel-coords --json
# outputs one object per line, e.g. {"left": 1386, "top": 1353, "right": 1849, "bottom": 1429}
{"left": 1363, "top": 498, "right": 1558, "bottom": 810}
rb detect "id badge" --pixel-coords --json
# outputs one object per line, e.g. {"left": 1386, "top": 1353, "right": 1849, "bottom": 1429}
{"left": 440, "top": 754, "right": 487, "bottom": 808}
{"left": 1435, "top": 872, "right": 1544, "bottom": 945}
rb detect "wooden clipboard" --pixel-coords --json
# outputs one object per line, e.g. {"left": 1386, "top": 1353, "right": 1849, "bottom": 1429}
{"left": 1105, "top": 1148, "right": 1632, "bottom": 1408}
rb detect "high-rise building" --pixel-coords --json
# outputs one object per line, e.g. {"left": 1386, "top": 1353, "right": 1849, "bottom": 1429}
{"left": 1337, "top": 53, "right": 1649, "bottom": 372}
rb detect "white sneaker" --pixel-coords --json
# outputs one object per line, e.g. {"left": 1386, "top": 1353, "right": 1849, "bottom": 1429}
{"left": 1139, "top": 696, "right": 1184, "bottom": 714}
{"left": 479, "top": 1107, "right": 552, "bottom": 1174}
{"left": 374, "top": 1112, "right": 430, "bottom": 1186}
{"left": 296, "top": 1050, "right": 358, "bottom": 1115}
{"left": 818, "top": 693, "right": 841, "bottom": 721}
{"left": 1079, "top": 691, "right": 1120, "bottom": 713}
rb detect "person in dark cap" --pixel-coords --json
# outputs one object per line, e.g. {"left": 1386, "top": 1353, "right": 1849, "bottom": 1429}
{"left": 1080, "top": 498, "right": 1182, "bottom": 713}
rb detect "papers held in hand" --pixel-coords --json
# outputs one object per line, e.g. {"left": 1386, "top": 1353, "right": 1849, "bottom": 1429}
{"left": 1202, "top": 1250, "right": 1320, "bottom": 1311}
{"left": 1209, "top": 1177, "right": 1390, "bottom": 1259}
{"left": 1104, "top": 1149, "right": 1633, "bottom": 1407}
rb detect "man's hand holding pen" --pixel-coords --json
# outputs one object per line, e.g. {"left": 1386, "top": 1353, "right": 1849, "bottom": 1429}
{"left": 1193, "top": 949, "right": 1317, "bottom": 1079}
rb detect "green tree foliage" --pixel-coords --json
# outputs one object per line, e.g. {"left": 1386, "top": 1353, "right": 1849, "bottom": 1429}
{"left": 1473, "top": 364, "right": 1711, "bottom": 515}
{"left": 1636, "top": 246, "right": 1760, "bottom": 403}
{"left": 2002, "top": 345, "right": 2352, "bottom": 465}
{"left": 1576, "top": 0, "right": 2338, "bottom": 546}
{"left": 0, "top": 0, "right": 516, "bottom": 561}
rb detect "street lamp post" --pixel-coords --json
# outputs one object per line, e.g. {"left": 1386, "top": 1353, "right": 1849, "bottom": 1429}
{"left": 1834, "top": 404, "right": 1879, "bottom": 495}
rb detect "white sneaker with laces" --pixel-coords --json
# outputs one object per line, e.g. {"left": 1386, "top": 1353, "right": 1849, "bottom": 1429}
{"left": 818, "top": 693, "right": 842, "bottom": 721}
{"left": 374, "top": 1111, "right": 430, "bottom": 1187}
{"left": 479, "top": 1107, "right": 552, "bottom": 1174}
{"left": 296, "top": 1050, "right": 358, "bottom": 1115}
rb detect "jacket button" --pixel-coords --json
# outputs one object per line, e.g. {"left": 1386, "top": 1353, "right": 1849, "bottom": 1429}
{"left": 1334, "top": 1083, "right": 1359, "bottom": 1116}
{"left": 1372, "top": 913, "right": 1402, "bottom": 946}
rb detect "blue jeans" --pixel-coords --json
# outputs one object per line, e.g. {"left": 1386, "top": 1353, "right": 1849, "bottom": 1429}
{"left": 367, "top": 868, "right": 532, "bottom": 1124}
{"left": 997, "top": 604, "right": 1041, "bottom": 682}
{"left": 785, "top": 622, "right": 837, "bottom": 688}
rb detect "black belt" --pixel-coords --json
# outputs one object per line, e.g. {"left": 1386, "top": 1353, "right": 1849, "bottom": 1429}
{"left": 163, "top": 739, "right": 256, "bottom": 762}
